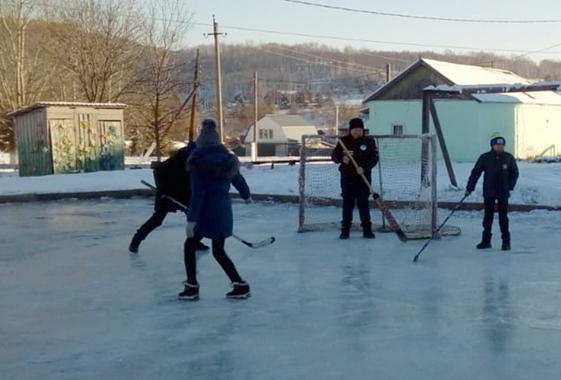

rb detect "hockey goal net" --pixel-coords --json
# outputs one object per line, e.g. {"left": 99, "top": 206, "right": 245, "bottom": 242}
{"left": 298, "top": 134, "right": 460, "bottom": 239}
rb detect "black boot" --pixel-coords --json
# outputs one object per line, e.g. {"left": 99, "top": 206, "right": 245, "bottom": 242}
{"left": 477, "top": 232, "right": 492, "bottom": 249}
{"left": 501, "top": 233, "right": 511, "bottom": 251}
{"left": 129, "top": 235, "right": 141, "bottom": 253}
{"left": 226, "top": 281, "right": 251, "bottom": 299}
{"left": 178, "top": 282, "right": 199, "bottom": 301}
{"left": 339, "top": 227, "right": 350, "bottom": 240}
{"left": 196, "top": 241, "right": 210, "bottom": 251}
{"left": 363, "top": 224, "right": 375, "bottom": 239}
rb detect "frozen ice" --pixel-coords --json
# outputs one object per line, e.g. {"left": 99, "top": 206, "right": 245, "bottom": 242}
{"left": 1, "top": 199, "right": 561, "bottom": 379}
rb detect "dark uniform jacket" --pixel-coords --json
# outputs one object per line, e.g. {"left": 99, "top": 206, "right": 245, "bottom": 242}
{"left": 331, "top": 135, "right": 379, "bottom": 182}
{"left": 466, "top": 150, "right": 519, "bottom": 199}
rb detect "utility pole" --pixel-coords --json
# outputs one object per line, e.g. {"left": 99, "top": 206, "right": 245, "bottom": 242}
{"left": 252, "top": 71, "right": 258, "bottom": 161}
{"left": 386, "top": 63, "right": 392, "bottom": 82}
{"left": 189, "top": 49, "right": 200, "bottom": 142}
{"left": 206, "top": 15, "right": 226, "bottom": 142}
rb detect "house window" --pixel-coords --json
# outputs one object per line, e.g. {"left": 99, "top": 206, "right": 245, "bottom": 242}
{"left": 259, "top": 129, "right": 273, "bottom": 140}
{"left": 393, "top": 125, "right": 404, "bottom": 135}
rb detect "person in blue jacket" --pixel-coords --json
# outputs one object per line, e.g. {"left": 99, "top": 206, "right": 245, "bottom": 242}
{"left": 179, "top": 119, "right": 252, "bottom": 300}
{"left": 465, "top": 133, "right": 519, "bottom": 251}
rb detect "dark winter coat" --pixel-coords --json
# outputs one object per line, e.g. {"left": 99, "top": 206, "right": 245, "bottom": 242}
{"left": 187, "top": 145, "right": 251, "bottom": 240}
{"left": 331, "top": 135, "right": 379, "bottom": 183}
{"left": 153, "top": 142, "right": 197, "bottom": 212}
{"left": 466, "top": 150, "right": 519, "bottom": 199}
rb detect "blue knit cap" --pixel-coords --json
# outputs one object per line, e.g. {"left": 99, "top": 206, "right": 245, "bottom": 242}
{"left": 490, "top": 132, "right": 505, "bottom": 147}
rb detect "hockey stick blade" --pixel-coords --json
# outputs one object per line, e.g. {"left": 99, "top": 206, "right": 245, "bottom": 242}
{"left": 140, "top": 180, "right": 276, "bottom": 249}
{"left": 233, "top": 235, "right": 276, "bottom": 248}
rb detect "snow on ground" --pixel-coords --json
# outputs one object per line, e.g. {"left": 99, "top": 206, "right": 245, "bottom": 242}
{"left": 2, "top": 160, "right": 561, "bottom": 207}
{"left": 1, "top": 199, "right": 561, "bottom": 379}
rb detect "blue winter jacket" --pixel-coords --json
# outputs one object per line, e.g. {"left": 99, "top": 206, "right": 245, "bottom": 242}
{"left": 186, "top": 145, "right": 251, "bottom": 240}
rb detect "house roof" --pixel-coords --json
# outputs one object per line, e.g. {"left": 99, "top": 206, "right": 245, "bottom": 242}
{"left": 282, "top": 126, "right": 319, "bottom": 141}
{"left": 364, "top": 58, "right": 532, "bottom": 103}
{"left": 8, "top": 102, "right": 128, "bottom": 117}
{"left": 263, "top": 114, "right": 313, "bottom": 127}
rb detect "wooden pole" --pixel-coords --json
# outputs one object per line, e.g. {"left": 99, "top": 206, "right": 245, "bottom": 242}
{"left": 421, "top": 90, "right": 431, "bottom": 185}
{"left": 429, "top": 98, "right": 458, "bottom": 187}
{"left": 213, "top": 16, "right": 225, "bottom": 142}
{"left": 252, "top": 71, "right": 258, "bottom": 161}
{"left": 189, "top": 49, "right": 200, "bottom": 142}
{"left": 386, "top": 63, "right": 392, "bottom": 82}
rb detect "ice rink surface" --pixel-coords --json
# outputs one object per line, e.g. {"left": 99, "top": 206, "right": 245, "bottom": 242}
{"left": 1, "top": 198, "right": 561, "bottom": 379}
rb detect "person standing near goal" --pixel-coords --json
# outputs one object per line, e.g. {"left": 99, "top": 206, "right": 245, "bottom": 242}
{"left": 331, "top": 118, "right": 379, "bottom": 239}
{"left": 465, "top": 132, "right": 519, "bottom": 251}
{"left": 179, "top": 119, "right": 252, "bottom": 300}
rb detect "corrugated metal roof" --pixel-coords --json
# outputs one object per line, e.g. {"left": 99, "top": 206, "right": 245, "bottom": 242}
{"left": 8, "top": 102, "right": 128, "bottom": 117}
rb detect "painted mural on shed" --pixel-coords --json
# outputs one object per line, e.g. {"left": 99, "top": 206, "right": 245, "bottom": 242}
{"left": 8, "top": 102, "right": 127, "bottom": 176}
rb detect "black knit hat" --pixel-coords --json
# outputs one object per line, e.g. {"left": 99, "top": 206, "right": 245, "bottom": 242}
{"left": 349, "top": 118, "right": 364, "bottom": 131}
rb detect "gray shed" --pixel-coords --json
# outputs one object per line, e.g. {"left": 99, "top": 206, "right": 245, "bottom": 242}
{"left": 8, "top": 102, "right": 127, "bottom": 176}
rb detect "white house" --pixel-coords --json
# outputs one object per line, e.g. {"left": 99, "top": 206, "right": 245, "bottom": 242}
{"left": 364, "top": 58, "right": 561, "bottom": 162}
{"left": 244, "top": 114, "right": 318, "bottom": 156}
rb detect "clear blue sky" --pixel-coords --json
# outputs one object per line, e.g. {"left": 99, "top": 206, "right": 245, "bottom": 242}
{"left": 186, "top": 0, "right": 561, "bottom": 62}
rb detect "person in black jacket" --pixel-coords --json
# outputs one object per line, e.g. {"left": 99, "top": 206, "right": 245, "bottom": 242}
{"left": 331, "top": 118, "right": 379, "bottom": 239}
{"left": 129, "top": 142, "right": 209, "bottom": 253}
{"left": 465, "top": 133, "right": 519, "bottom": 251}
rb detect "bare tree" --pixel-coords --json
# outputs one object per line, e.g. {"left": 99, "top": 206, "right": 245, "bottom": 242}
{"left": 48, "top": 0, "right": 143, "bottom": 103}
{"left": 129, "top": 0, "right": 194, "bottom": 160}
{"left": 0, "top": 0, "right": 53, "bottom": 153}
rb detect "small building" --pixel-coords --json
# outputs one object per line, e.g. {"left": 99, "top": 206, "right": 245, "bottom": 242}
{"left": 364, "top": 58, "right": 561, "bottom": 162}
{"left": 244, "top": 114, "right": 318, "bottom": 156}
{"left": 9, "top": 102, "right": 127, "bottom": 176}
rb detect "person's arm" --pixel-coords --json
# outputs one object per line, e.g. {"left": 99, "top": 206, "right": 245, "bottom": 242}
{"left": 331, "top": 141, "right": 343, "bottom": 164}
{"left": 232, "top": 172, "right": 251, "bottom": 200}
{"left": 364, "top": 138, "right": 379, "bottom": 170}
{"left": 509, "top": 156, "right": 519, "bottom": 191}
{"left": 465, "top": 155, "right": 485, "bottom": 195}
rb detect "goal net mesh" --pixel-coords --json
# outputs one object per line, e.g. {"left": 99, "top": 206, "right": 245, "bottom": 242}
{"left": 298, "top": 134, "right": 458, "bottom": 239}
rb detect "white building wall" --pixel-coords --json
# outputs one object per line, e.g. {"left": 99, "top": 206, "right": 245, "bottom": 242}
{"left": 514, "top": 104, "right": 561, "bottom": 159}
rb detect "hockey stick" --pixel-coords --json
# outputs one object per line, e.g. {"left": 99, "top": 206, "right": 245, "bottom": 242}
{"left": 141, "top": 180, "right": 276, "bottom": 249}
{"left": 413, "top": 195, "right": 467, "bottom": 262}
{"left": 337, "top": 139, "right": 408, "bottom": 242}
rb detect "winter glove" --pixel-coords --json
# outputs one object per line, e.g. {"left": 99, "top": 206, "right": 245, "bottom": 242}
{"left": 186, "top": 222, "right": 197, "bottom": 239}
{"left": 356, "top": 167, "right": 364, "bottom": 176}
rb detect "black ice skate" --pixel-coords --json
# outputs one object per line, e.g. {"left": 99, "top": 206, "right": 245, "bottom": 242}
{"left": 226, "top": 282, "right": 251, "bottom": 299}
{"left": 477, "top": 232, "right": 492, "bottom": 249}
{"left": 178, "top": 282, "right": 199, "bottom": 301}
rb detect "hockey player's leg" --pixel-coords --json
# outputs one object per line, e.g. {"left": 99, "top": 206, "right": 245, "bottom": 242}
{"left": 212, "top": 239, "right": 250, "bottom": 299}
{"left": 179, "top": 237, "right": 201, "bottom": 300}
{"left": 478, "top": 197, "right": 495, "bottom": 249}
{"left": 357, "top": 185, "right": 374, "bottom": 239}
{"left": 498, "top": 198, "right": 510, "bottom": 251}
{"left": 340, "top": 181, "right": 356, "bottom": 239}
{"left": 129, "top": 202, "right": 169, "bottom": 252}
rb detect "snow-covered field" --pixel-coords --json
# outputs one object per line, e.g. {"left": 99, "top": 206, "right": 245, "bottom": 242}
{"left": 1, "top": 199, "right": 561, "bottom": 379}
{"left": 2, "top": 160, "right": 561, "bottom": 207}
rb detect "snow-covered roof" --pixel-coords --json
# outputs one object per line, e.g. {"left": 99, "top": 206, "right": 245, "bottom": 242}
{"left": 364, "top": 58, "right": 532, "bottom": 103}
{"left": 282, "top": 126, "right": 318, "bottom": 141}
{"left": 264, "top": 114, "right": 313, "bottom": 127}
{"left": 8, "top": 102, "right": 128, "bottom": 117}
{"left": 422, "top": 58, "right": 531, "bottom": 86}
{"left": 473, "top": 91, "right": 561, "bottom": 105}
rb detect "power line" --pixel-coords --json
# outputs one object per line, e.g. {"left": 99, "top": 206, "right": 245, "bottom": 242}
{"left": 281, "top": 0, "right": 561, "bottom": 24}
{"left": 191, "top": 22, "right": 561, "bottom": 55}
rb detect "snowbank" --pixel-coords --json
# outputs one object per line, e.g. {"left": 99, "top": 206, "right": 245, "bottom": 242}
{"left": 1, "top": 160, "right": 561, "bottom": 207}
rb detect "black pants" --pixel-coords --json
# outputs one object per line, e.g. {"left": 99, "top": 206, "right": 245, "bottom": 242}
{"left": 133, "top": 200, "right": 170, "bottom": 242}
{"left": 184, "top": 237, "right": 243, "bottom": 285}
{"left": 341, "top": 178, "right": 371, "bottom": 229}
{"left": 483, "top": 197, "right": 510, "bottom": 241}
